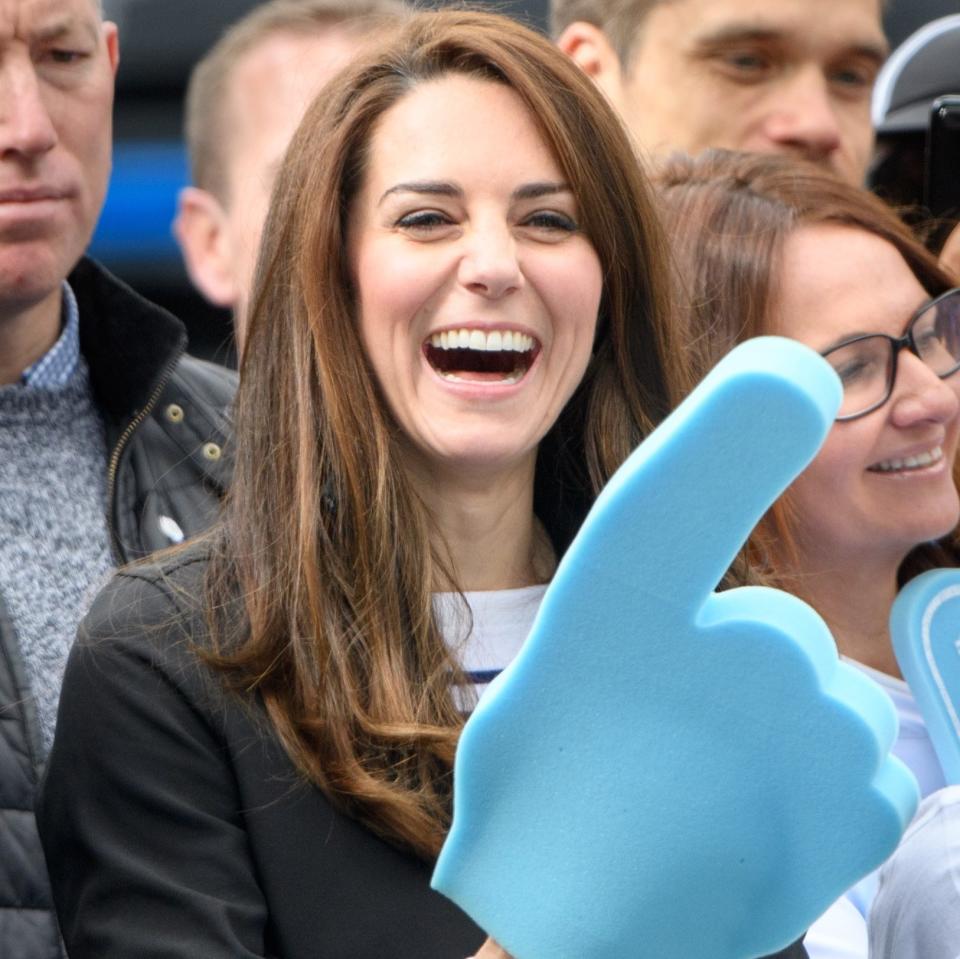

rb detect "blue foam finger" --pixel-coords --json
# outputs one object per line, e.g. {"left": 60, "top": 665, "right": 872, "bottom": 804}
{"left": 891, "top": 568, "right": 960, "bottom": 784}
{"left": 432, "top": 337, "right": 919, "bottom": 959}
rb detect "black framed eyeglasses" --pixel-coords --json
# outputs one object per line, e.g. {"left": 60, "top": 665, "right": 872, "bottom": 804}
{"left": 820, "top": 287, "right": 960, "bottom": 421}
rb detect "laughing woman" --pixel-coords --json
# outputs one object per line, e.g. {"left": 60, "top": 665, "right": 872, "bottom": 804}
{"left": 35, "top": 11, "right": 692, "bottom": 959}
{"left": 654, "top": 149, "right": 960, "bottom": 959}
{"left": 34, "top": 14, "right": 811, "bottom": 959}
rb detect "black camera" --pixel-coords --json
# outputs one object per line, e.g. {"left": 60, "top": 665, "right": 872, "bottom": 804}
{"left": 926, "top": 95, "right": 960, "bottom": 221}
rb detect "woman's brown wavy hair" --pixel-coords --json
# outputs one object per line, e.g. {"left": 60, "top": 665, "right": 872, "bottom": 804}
{"left": 202, "top": 9, "right": 682, "bottom": 860}
{"left": 653, "top": 149, "right": 960, "bottom": 594}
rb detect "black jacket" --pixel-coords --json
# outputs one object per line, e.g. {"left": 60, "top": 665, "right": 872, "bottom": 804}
{"left": 38, "top": 550, "right": 489, "bottom": 959}
{"left": 37, "top": 552, "right": 808, "bottom": 959}
{"left": 1, "top": 258, "right": 235, "bottom": 959}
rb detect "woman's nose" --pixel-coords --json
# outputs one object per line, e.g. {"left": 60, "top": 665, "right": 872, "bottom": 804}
{"left": 890, "top": 351, "right": 960, "bottom": 427}
{"left": 457, "top": 225, "right": 522, "bottom": 299}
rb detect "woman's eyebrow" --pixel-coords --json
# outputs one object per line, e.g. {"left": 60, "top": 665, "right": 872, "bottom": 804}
{"left": 820, "top": 331, "right": 873, "bottom": 352}
{"left": 378, "top": 181, "right": 571, "bottom": 206}
{"left": 512, "top": 182, "right": 571, "bottom": 201}
{"left": 379, "top": 181, "right": 461, "bottom": 205}
{"left": 824, "top": 294, "right": 940, "bottom": 350}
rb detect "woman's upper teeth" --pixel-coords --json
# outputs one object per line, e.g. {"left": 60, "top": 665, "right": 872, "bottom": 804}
{"left": 428, "top": 329, "right": 535, "bottom": 352}
{"left": 872, "top": 446, "right": 943, "bottom": 472}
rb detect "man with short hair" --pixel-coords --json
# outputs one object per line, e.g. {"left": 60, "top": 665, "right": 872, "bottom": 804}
{"left": 0, "top": 2, "right": 235, "bottom": 955}
{"left": 175, "top": 0, "right": 407, "bottom": 349}
{"left": 551, "top": 0, "right": 889, "bottom": 186}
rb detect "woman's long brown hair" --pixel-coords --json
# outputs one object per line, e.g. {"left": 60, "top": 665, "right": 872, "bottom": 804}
{"left": 202, "top": 10, "right": 682, "bottom": 860}
{"left": 653, "top": 149, "right": 960, "bottom": 594}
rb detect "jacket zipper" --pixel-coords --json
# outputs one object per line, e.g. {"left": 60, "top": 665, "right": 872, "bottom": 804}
{"left": 105, "top": 350, "right": 183, "bottom": 562}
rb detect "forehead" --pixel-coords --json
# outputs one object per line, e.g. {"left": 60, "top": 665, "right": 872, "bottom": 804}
{"left": 0, "top": 0, "right": 99, "bottom": 38}
{"left": 641, "top": 0, "right": 885, "bottom": 56}
{"left": 362, "top": 75, "right": 561, "bottom": 187}
{"left": 775, "top": 223, "right": 927, "bottom": 344}
{"left": 226, "top": 29, "right": 358, "bottom": 149}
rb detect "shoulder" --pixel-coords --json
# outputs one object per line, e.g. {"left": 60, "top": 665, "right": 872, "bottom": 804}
{"left": 152, "top": 353, "right": 236, "bottom": 487}
{"left": 882, "top": 786, "right": 960, "bottom": 880}
{"left": 869, "top": 786, "right": 960, "bottom": 958}
{"left": 79, "top": 542, "right": 214, "bottom": 668}
{"left": 41, "top": 545, "right": 252, "bottom": 801}
{"left": 167, "top": 353, "right": 237, "bottom": 419}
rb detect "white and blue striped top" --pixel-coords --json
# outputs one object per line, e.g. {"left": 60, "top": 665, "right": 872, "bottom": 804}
{"left": 434, "top": 583, "right": 547, "bottom": 709}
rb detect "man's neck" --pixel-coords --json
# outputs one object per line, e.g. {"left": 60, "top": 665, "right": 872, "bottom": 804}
{"left": 0, "top": 287, "right": 63, "bottom": 385}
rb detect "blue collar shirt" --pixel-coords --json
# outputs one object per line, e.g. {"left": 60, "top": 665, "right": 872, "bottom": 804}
{"left": 21, "top": 282, "right": 81, "bottom": 390}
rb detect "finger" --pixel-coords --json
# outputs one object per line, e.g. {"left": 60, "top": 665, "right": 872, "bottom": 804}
{"left": 557, "top": 336, "right": 841, "bottom": 608}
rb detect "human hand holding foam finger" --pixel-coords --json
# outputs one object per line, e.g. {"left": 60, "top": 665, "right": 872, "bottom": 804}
{"left": 433, "top": 337, "right": 920, "bottom": 959}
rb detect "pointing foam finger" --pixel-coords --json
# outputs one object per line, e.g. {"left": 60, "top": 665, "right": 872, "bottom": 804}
{"left": 568, "top": 336, "right": 842, "bottom": 607}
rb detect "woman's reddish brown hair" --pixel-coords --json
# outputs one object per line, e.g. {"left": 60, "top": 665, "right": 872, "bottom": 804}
{"left": 653, "top": 149, "right": 960, "bottom": 592}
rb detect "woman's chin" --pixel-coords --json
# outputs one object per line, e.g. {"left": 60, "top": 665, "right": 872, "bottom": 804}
{"left": 404, "top": 434, "right": 539, "bottom": 484}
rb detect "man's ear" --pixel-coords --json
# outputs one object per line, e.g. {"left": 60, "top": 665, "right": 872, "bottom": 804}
{"left": 173, "top": 187, "right": 239, "bottom": 309}
{"left": 103, "top": 21, "right": 120, "bottom": 75}
{"left": 556, "top": 20, "right": 627, "bottom": 103}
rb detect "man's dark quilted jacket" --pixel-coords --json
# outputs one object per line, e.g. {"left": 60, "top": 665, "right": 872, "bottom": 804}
{"left": 0, "top": 259, "right": 235, "bottom": 958}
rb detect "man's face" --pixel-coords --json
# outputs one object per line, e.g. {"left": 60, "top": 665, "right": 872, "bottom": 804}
{"left": 603, "top": 0, "right": 886, "bottom": 186}
{"left": 0, "top": 0, "right": 117, "bottom": 314}
{"left": 220, "top": 29, "right": 361, "bottom": 332}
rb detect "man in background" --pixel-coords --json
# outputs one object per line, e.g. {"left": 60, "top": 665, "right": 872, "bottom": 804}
{"left": 0, "top": 1, "right": 235, "bottom": 956}
{"left": 175, "top": 0, "right": 407, "bottom": 350}
{"left": 551, "top": 0, "right": 888, "bottom": 186}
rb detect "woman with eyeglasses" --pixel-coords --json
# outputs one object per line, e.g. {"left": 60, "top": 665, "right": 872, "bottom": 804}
{"left": 654, "top": 149, "right": 960, "bottom": 959}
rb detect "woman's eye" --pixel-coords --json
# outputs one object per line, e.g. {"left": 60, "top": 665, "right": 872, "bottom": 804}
{"left": 832, "top": 355, "right": 877, "bottom": 387}
{"left": 521, "top": 211, "right": 578, "bottom": 234}
{"left": 395, "top": 211, "right": 453, "bottom": 234}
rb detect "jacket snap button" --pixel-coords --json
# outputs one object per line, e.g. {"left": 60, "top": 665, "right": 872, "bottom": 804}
{"left": 165, "top": 403, "right": 185, "bottom": 424}
{"left": 202, "top": 442, "right": 222, "bottom": 461}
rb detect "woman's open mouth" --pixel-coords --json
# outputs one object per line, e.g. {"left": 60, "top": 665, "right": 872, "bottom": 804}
{"left": 424, "top": 328, "right": 540, "bottom": 384}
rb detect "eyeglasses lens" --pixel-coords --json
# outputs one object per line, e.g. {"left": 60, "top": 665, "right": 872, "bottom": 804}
{"left": 825, "top": 289, "right": 960, "bottom": 420}
{"left": 916, "top": 290, "right": 960, "bottom": 377}
{"left": 826, "top": 338, "right": 893, "bottom": 419}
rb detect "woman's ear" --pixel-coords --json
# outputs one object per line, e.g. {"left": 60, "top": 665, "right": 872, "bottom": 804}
{"left": 173, "top": 187, "right": 242, "bottom": 309}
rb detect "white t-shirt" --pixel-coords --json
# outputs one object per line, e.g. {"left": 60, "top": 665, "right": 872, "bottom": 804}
{"left": 804, "top": 897, "right": 869, "bottom": 959}
{"left": 434, "top": 584, "right": 547, "bottom": 709}
{"left": 851, "top": 661, "right": 946, "bottom": 799}
{"left": 869, "top": 786, "right": 960, "bottom": 959}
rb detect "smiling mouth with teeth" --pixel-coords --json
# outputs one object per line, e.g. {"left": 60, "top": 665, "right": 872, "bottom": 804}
{"left": 424, "top": 328, "right": 539, "bottom": 384}
{"left": 868, "top": 445, "right": 944, "bottom": 473}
